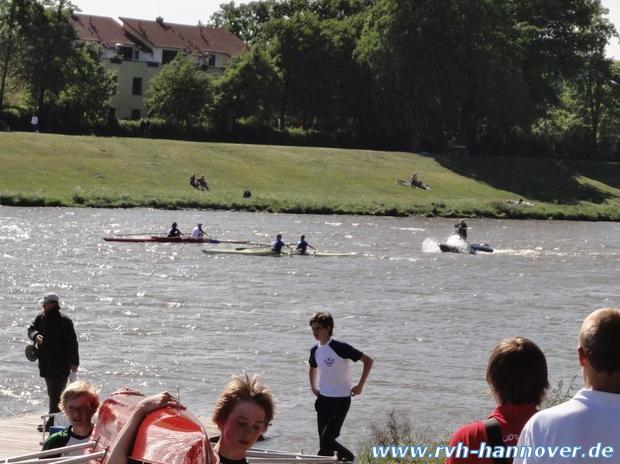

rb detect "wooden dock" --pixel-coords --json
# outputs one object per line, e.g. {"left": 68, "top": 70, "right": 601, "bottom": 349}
{"left": 0, "top": 412, "right": 219, "bottom": 460}
{"left": 0, "top": 412, "right": 42, "bottom": 456}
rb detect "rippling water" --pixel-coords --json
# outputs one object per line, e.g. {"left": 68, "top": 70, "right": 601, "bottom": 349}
{"left": 1, "top": 206, "right": 618, "bottom": 453}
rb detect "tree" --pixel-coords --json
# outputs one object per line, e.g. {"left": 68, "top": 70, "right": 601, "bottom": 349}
{"left": 0, "top": 0, "right": 29, "bottom": 110}
{"left": 266, "top": 11, "right": 364, "bottom": 131}
{"left": 15, "top": 0, "right": 77, "bottom": 119}
{"left": 53, "top": 43, "right": 117, "bottom": 129}
{"left": 212, "top": 47, "right": 282, "bottom": 129}
{"left": 209, "top": 0, "right": 281, "bottom": 43}
{"left": 145, "top": 53, "right": 212, "bottom": 126}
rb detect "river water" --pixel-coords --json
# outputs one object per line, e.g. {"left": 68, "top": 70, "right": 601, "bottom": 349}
{"left": 1, "top": 207, "right": 618, "bottom": 453}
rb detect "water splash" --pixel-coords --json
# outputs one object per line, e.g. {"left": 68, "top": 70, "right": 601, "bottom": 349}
{"left": 422, "top": 238, "right": 441, "bottom": 253}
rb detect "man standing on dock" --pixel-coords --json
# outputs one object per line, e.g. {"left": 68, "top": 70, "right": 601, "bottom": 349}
{"left": 308, "top": 311, "right": 374, "bottom": 462}
{"left": 28, "top": 293, "right": 79, "bottom": 431}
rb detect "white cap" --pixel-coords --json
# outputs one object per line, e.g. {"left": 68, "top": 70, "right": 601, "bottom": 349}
{"left": 38, "top": 292, "right": 60, "bottom": 305}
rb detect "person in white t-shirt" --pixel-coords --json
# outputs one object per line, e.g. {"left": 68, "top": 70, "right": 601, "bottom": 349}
{"left": 515, "top": 307, "right": 620, "bottom": 464}
{"left": 191, "top": 223, "right": 207, "bottom": 239}
{"left": 308, "top": 311, "right": 374, "bottom": 462}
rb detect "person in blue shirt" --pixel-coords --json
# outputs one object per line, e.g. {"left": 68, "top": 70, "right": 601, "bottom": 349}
{"left": 296, "top": 235, "right": 316, "bottom": 255}
{"left": 271, "top": 234, "right": 286, "bottom": 254}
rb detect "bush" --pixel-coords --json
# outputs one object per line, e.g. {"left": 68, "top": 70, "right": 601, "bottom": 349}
{"left": 357, "top": 411, "right": 445, "bottom": 464}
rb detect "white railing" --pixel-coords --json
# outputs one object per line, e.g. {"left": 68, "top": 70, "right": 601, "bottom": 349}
{"left": 1, "top": 440, "right": 104, "bottom": 464}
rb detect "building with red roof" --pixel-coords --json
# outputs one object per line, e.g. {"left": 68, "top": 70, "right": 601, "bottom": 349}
{"left": 71, "top": 14, "right": 247, "bottom": 120}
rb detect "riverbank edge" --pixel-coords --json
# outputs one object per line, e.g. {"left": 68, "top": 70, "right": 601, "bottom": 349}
{"left": 2, "top": 132, "right": 618, "bottom": 221}
{"left": 0, "top": 194, "right": 617, "bottom": 221}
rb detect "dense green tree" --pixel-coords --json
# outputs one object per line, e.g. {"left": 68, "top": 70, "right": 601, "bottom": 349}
{"left": 266, "top": 10, "right": 364, "bottom": 131}
{"left": 209, "top": 0, "right": 281, "bottom": 43}
{"left": 212, "top": 47, "right": 282, "bottom": 129}
{"left": 145, "top": 53, "right": 212, "bottom": 126}
{"left": 356, "top": 0, "right": 462, "bottom": 149}
{"left": 209, "top": 0, "right": 371, "bottom": 43}
{"left": 204, "top": 0, "right": 618, "bottom": 157}
{"left": 508, "top": 0, "right": 612, "bottom": 108}
{"left": 0, "top": 0, "right": 29, "bottom": 110}
{"left": 15, "top": 0, "right": 77, "bottom": 118}
{"left": 52, "top": 43, "right": 116, "bottom": 129}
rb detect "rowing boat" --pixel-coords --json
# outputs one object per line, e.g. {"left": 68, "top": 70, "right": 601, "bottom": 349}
{"left": 92, "top": 388, "right": 216, "bottom": 464}
{"left": 103, "top": 235, "right": 249, "bottom": 244}
{"left": 201, "top": 248, "right": 357, "bottom": 257}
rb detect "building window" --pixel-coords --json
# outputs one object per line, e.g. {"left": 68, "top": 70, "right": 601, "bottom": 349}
{"left": 132, "top": 78, "right": 142, "bottom": 96}
{"left": 119, "top": 46, "right": 133, "bottom": 60}
{"left": 208, "top": 54, "right": 216, "bottom": 66}
{"left": 130, "top": 109, "right": 141, "bottom": 120}
{"left": 162, "top": 50, "right": 178, "bottom": 65}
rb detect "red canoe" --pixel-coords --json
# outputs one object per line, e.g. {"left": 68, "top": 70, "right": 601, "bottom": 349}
{"left": 92, "top": 388, "right": 217, "bottom": 464}
{"left": 103, "top": 235, "right": 249, "bottom": 244}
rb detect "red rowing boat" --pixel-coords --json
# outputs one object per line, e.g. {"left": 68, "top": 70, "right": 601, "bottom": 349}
{"left": 92, "top": 388, "right": 217, "bottom": 464}
{"left": 103, "top": 235, "right": 249, "bottom": 244}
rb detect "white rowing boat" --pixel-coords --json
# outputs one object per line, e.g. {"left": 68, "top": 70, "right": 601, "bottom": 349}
{"left": 201, "top": 248, "right": 357, "bottom": 257}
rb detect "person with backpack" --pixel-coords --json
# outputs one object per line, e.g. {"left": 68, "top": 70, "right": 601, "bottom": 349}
{"left": 445, "top": 337, "right": 549, "bottom": 464}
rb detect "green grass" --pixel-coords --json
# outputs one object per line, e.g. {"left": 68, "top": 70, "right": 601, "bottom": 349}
{"left": 1, "top": 131, "right": 618, "bottom": 219}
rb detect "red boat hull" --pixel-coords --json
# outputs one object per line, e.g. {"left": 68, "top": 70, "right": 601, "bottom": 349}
{"left": 92, "top": 388, "right": 216, "bottom": 464}
{"left": 103, "top": 236, "right": 248, "bottom": 244}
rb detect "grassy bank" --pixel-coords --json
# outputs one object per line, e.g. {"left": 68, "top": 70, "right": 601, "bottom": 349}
{"left": 1, "top": 132, "right": 618, "bottom": 220}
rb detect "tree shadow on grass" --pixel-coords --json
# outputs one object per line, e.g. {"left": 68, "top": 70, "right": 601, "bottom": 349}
{"left": 433, "top": 154, "right": 619, "bottom": 204}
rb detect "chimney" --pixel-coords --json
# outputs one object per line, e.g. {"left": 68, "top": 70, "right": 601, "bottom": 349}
{"left": 156, "top": 16, "right": 164, "bottom": 24}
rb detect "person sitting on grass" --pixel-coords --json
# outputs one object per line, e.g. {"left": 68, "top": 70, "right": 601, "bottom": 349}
{"left": 198, "top": 176, "right": 209, "bottom": 191}
{"left": 42, "top": 380, "right": 100, "bottom": 457}
{"left": 445, "top": 337, "right": 549, "bottom": 464}
{"left": 104, "top": 373, "right": 275, "bottom": 464}
{"left": 190, "top": 174, "right": 197, "bottom": 188}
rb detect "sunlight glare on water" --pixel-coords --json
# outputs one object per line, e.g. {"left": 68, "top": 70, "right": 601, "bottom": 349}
{"left": 0, "top": 206, "right": 618, "bottom": 452}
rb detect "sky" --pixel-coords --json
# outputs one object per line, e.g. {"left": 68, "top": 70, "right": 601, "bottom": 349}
{"left": 73, "top": 0, "right": 620, "bottom": 58}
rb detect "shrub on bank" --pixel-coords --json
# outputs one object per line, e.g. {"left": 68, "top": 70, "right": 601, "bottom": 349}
{"left": 357, "top": 411, "right": 445, "bottom": 464}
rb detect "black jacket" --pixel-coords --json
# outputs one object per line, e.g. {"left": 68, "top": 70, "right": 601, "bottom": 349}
{"left": 28, "top": 308, "right": 79, "bottom": 378}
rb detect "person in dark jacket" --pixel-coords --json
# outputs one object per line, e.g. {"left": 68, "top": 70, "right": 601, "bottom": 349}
{"left": 28, "top": 292, "right": 79, "bottom": 430}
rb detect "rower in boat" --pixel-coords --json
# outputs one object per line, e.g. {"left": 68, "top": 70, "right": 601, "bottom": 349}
{"left": 167, "top": 222, "right": 182, "bottom": 238}
{"left": 191, "top": 223, "right": 207, "bottom": 239}
{"left": 271, "top": 234, "right": 287, "bottom": 254}
{"left": 296, "top": 235, "right": 316, "bottom": 255}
